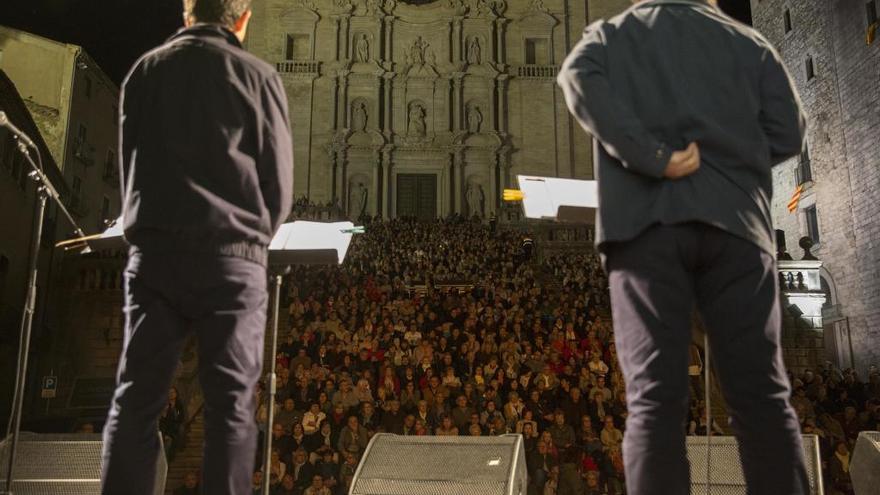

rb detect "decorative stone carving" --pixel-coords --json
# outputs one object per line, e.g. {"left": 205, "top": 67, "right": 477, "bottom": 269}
{"left": 527, "top": 0, "right": 548, "bottom": 12}
{"left": 466, "top": 181, "right": 486, "bottom": 217}
{"left": 447, "top": 0, "right": 469, "bottom": 14}
{"left": 363, "top": 0, "right": 380, "bottom": 15}
{"left": 406, "top": 37, "right": 435, "bottom": 67}
{"left": 408, "top": 103, "right": 427, "bottom": 137}
{"left": 466, "top": 36, "right": 482, "bottom": 65}
{"left": 333, "top": 0, "right": 354, "bottom": 12}
{"left": 355, "top": 34, "right": 370, "bottom": 62}
{"left": 466, "top": 104, "right": 483, "bottom": 133}
{"left": 351, "top": 101, "right": 368, "bottom": 131}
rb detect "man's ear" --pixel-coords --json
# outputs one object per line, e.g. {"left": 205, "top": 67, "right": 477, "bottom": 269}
{"left": 233, "top": 9, "right": 253, "bottom": 36}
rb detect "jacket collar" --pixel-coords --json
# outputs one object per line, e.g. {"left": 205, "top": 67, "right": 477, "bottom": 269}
{"left": 168, "top": 23, "right": 242, "bottom": 49}
{"left": 638, "top": 0, "right": 718, "bottom": 10}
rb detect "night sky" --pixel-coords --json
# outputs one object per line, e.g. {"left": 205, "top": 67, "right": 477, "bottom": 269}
{"left": 1, "top": 0, "right": 752, "bottom": 85}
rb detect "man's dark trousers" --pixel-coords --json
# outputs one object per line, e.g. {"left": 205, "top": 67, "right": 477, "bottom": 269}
{"left": 606, "top": 223, "right": 809, "bottom": 495}
{"left": 101, "top": 248, "right": 267, "bottom": 495}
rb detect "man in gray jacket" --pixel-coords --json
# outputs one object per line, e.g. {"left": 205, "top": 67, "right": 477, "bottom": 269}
{"left": 558, "top": 1, "right": 808, "bottom": 494}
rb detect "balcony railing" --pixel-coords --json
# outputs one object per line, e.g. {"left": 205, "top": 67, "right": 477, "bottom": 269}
{"left": 516, "top": 64, "right": 559, "bottom": 79}
{"left": 276, "top": 61, "right": 321, "bottom": 75}
{"left": 778, "top": 260, "right": 822, "bottom": 293}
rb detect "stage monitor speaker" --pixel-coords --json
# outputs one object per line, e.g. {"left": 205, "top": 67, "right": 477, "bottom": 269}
{"left": 0, "top": 432, "right": 167, "bottom": 495}
{"left": 851, "top": 431, "right": 879, "bottom": 495}
{"left": 349, "top": 433, "right": 527, "bottom": 495}
{"left": 686, "top": 434, "right": 824, "bottom": 495}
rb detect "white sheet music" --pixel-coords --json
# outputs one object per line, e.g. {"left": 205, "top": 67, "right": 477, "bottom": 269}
{"left": 516, "top": 175, "right": 598, "bottom": 220}
{"left": 269, "top": 221, "right": 356, "bottom": 264}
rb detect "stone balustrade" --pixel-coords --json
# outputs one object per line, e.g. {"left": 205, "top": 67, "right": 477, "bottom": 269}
{"left": 275, "top": 60, "right": 321, "bottom": 75}
{"left": 778, "top": 259, "right": 823, "bottom": 293}
{"left": 516, "top": 64, "right": 559, "bottom": 79}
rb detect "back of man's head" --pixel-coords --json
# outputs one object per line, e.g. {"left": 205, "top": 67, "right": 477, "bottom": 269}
{"left": 183, "top": 0, "right": 251, "bottom": 28}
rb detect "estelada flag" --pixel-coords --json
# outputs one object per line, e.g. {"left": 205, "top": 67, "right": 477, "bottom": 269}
{"left": 787, "top": 185, "right": 803, "bottom": 213}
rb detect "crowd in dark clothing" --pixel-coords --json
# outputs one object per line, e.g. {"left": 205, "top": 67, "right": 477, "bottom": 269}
{"left": 789, "top": 365, "right": 880, "bottom": 495}
{"left": 169, "top": 218, "right": 878, "bottom": 495}
{"left": 246, "top": 218, "right": 630, "bottom": 495}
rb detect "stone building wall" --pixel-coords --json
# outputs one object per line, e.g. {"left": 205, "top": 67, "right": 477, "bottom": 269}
{"left": 246, "top": 0, "right": 629, "bottom": 218}
{"left": 750, "top": 0, "right": 880, "bottom": 374}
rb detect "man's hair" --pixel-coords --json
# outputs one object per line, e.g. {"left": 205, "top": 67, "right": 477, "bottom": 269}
{"left": 183, "top": 0, "right": 251, "bottom": 27}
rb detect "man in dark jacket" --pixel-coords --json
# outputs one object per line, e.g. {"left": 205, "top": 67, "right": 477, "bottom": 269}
{"left": 558, "top": 1, "right": 808, "bottom": 494}
{"left": 101, "top": 0, "right": 293, "bottom": 494}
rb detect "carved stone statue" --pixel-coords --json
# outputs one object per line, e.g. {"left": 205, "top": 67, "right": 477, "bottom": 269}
{"left": 466, "top": 182, "right": 485, "bottom": 217}
{"left": 355, "top": 34, "right": 370, "bottom": 62}
{"left": 466, "top": 104, "right": 482, "bottom": 133}
{"left": 409, "top": 104, "right": 426, "bottom": 137}
{"left": 350, "top": 182, "right": 368, "bottom": 219}
{"left": 467, "top": 37, "right": 481, "bottom": 65}
{"left": 409, "top": 37, "right": 429, "bottom": 66}
{"left": 351, "top": 101, "right": 367, "bottom": 132}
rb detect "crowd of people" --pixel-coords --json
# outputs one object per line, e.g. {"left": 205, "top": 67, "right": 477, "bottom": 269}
{"left": 168, "top": 217, "right": 879, "bottom": 495}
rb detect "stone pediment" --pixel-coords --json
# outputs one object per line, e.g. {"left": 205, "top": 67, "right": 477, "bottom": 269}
{"left": 455, "top": 131, "right": 503, "bottom": 147}
{"left": 346, "top": 129, "right": 387, "bottom": 147}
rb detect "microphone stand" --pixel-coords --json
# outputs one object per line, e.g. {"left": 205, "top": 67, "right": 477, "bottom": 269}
{"left": 262, "top": 270, "right": 285, "bottom": 495}
{"left": 3, "top": 138, "right": 85, "bottom": 495}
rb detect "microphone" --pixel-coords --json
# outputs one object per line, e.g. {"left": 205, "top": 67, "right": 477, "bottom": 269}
{"left": 0, "top": 111, "right": 37, "bottom": 149}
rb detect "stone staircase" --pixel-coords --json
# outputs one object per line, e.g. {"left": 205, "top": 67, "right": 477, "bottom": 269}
{"left": 164, "top": 405, "right": 204, "bottom": 494}
{"left": 162, "top": 286, "right": 292, "bottom": 493}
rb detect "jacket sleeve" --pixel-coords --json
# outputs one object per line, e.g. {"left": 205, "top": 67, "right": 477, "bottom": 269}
{"left": 557, "top": 22, "right": 671, "bottom": 179}
{"left": 758, "top": 46, "right": 807, "bottom": 165}
{"left": 258, "top": 73, "right": 294, "bottom": 234}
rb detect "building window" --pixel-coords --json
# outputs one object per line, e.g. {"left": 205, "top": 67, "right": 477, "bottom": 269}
{"left": 805, "top": 56, "right": 815, "bottom": 80}
{"left": 104, "top": 148, "right": 116, "bottom": 178}
{"left": 100, "top": 196, "right": 111, "bottom": 230}
{"left": 805, "top": 205, "right": 820, "bottom": 244}
{"left": 285, "top": 34, "right": 310, "bottom": 60}
{"left": 71, "top": 176, "right": 82, "bottom": 208}
{"left": 797, "top": 146, "right": 813, "bottom": 184}
{"left": 524, "top": 38, "right": 548, "bottom": 65}
{"left": 783, "top": 8, "right": 792, "bottom": 33}
{"left": 84, "top": 76, "right": 92, "bottom": 99}
{"left": 868, "top": 1, "right": 878, "bottom": 25}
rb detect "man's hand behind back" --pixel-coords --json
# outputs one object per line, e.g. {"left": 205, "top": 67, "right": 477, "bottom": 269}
{"left": 664, "top": 142, "right": 701, "bottom": 179}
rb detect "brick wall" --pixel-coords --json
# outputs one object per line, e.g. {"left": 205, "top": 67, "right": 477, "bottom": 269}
{"left": 751, "top": 0, "right": 880, "bottom": 374}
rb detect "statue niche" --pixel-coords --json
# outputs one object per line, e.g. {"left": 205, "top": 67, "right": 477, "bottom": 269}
{"left": 355, "top": 34, "right": 370, "bottom": 63}
{"left": 408, "top": 102, "right": 427, "bottom": 137}
{"left": 348, "top": 181, "right": 369, "bottom": 220}
{"left": 465, "top": 180, "right": 486, "bottom": 218}
{"left": 466, "top": 103, "right": 483, "bottom": 133}
{"left": 466, "top": 36, "right": 482, "bottom": 65}
{"left": 351, "top": 101, "right": 368, "bottom": 132}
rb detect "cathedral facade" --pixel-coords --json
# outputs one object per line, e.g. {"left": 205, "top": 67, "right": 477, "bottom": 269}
{"left": 247, "top": 0, "right": 628, "bottom": 219}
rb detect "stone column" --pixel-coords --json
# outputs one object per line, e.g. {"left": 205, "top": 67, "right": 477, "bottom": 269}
{"left": 452, "top": 76, "right": 463, "bottom": 131}
{"left": 382, "top": 148, "right": 393, "bottom": 218}
{"left": 340, "top": 15, "right": 352, "bottom": 60}
{"left": 333, "top": 17, "right": 342, "bottom": 61}
{"left": 453, "top": 150, "right": 464, "bottom": 214}
{"left": 487, "top": 156, "right": 498, "bottom": 215}
{"left": 337, "top": 71, "right": 350, "bottom": 129}
{"left": 497, "top": 77, "right": 509, "bottom": 133}
{"left": 329, "top": 148, "right": 339, "bottom": 202}
{"left": 495, "top": 18, "right": 508, "bottom": 64}
{"left": 371, "top": 150, "right": 381, "bottom": 216}
{"left": 452, "top": 18, "right": 463, "bottom": 63}
{"left": 337, "top": 149, "right": 348, "bottom": 212}
{"left": 384, "top": 16, "right": 394, "bottom": 62}
{"left": 383, "top": 75, "right": 394, "bottom": 133}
